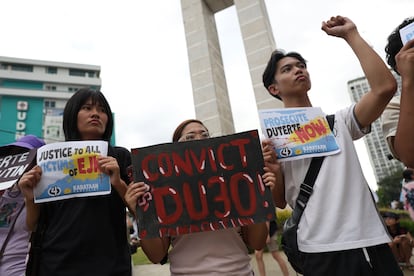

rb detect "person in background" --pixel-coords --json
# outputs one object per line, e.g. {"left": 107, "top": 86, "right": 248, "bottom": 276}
{"left": 262, "top": 16, "right": 401, "bottom": 275}
{"left": 125, "top": 119, "right": 277, "bottom": 276}
{"left": 383, "top": 211, "right": 414, "bottom": 270}
{"left": 126, "top": 210, "right": 140, "bottom": 254}
{"left": 391, "top": 200, "right": 402, "bottom": 210}
{"left": 18, "top": 88, "right": 132, "bottom": 276}
{"left": 401, "top": 168, "right": 414, "bottom": 221}
{"left": 382, "top": 17, "right": 414, "bottom": 168}
{"left": 254, "top": 220, "right": 290, "bottom": 276}
{"left": 0, "top": 135, "right": 45, "bottom": 276}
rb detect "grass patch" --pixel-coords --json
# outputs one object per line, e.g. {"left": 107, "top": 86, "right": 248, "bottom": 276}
{"left": 131, "top": 248, "right": 152, "bottom": 265}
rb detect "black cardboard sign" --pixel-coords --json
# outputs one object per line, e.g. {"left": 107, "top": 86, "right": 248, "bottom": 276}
{"left": 0, "top": 146, "right": 37, "bottom": 190}
{"left": 131, "top": 130, "right": 276, "bottom": 239}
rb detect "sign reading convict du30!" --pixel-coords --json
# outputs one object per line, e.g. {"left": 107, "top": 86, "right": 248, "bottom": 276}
{"left": 130, "top": 130, "right": 276, "bottom": 239}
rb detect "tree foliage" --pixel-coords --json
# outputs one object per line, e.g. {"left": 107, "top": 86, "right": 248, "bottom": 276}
{"left": 376, "top": 168, "right": 404, "bottom": 207}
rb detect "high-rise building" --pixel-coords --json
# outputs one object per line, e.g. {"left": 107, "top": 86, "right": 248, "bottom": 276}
{"left": 347, "top": 72, "right": 404, "bottom": 182}
{"left": 0, "top": 56, "right": 101, "bottom": 145}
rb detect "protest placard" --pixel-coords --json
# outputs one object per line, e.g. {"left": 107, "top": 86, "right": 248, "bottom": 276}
{"left": 400, "top": 21, "right": 414, "bottom": 45}
{"left": 130, "top": 130, "right": 276, "bottom": 239}
{"left": 259, "top": 107, "right": 340, "bottom": 161}
{"left": 34, "top": 140, "right": 110, "bottom": 203}
{"left": 0, "top": 146, "right": 37, "bottom": 190}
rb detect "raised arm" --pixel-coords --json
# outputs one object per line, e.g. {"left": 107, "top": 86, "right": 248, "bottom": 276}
{"left": 322, "top": 16, "right": 397, "bottom": 127}
{"left": 392, "top": 39, "right": 414, "bottom": 167}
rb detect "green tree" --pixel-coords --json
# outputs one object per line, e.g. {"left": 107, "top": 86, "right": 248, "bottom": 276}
{"left": 376, "top": 168, "right": 404, "bottom": 207}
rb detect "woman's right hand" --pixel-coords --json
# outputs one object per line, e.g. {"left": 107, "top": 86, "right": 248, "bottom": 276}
{"left": 125, "top": 182, "right": 149, "bottom": 216}
{"left": 18, "top": 165, "right": 42, "bottom": 202}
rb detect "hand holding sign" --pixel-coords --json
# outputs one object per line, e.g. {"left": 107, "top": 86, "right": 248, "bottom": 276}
{"left": 259, "top": 107, "right": 340, "bottom": 161}
{"left": 399, "top": 21, "right": 414, "bottom": 46}
{"left": 130, "top": 130, "right": 276, "bottom": 239}
{"left": 34, "top": 140, "right": 110, "bottom": 203}
{"left": 17, "top": 165, "right": 42, "bottom": 202}
{"left": 125, "top": 182, "right": 150, "bottom": 216}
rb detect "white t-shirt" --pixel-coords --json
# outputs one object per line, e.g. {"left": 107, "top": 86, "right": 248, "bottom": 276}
{"left": 282, "top": 105, "right": 391, "bottom": 253}
{"left": 168, "top": 227, "right": 253, "bottom": 276}
{"left": 382, "top": 95, "right": 400, "bottom": 158}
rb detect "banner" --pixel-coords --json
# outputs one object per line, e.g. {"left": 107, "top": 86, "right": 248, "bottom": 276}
{"left": 259, "top": 107, "right": 340, "bottom": 161}
{"left": 34, "top": 140, "right": 110, "bottom": 203}
{"left": 131, "top": 130, "right": 276, "bottom": 239}
{"left": 400, "top": 21, "right": 414, "bottom": 45}
{"left": 0, "top": 146, "right": 37, "bottom": 190}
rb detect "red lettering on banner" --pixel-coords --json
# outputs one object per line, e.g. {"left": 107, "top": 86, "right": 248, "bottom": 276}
{"left": 142, "top": 154, "right": 158, "bottom": 181}
{"left": 153, "top": 186, "right": 183, "bottom": 224}
{"left": 155, "top": 216, "right": 259, "bottom": 237}
{"left": 207, "top": 148, "right": 217, "bottom": 172}
{"left": 230, "top": 172, "right": 256, "bottom": 216}
{"left": 183, "top": 182, "right": 208, "bottom": 220}
{"left": 311, "top": 119, "right": 328, "bottom": 135}
{"left": 138, "top": 191, "right": 153, "bottom": 212}
{"left": 133, "top": 130, "right": 275, "bottom": 239}
{"left": 172, "top": 151, "right": 193, "bottom": 176}
{"left": 295, "top": 119, "right": 327, "bottom": 143}
{"left": 189, "top": 148, "right": 207, "bottom": 173}
{"left": 78, "top": 156, "right": 98, "bottom": 174}
{"left": 158, "top": 153, "right": 173, "bottom": 177}
{"left": 238, "top": 217, "right": 254, "bottom": 226}
{"left": 257, "top": 173, "right": 265, "bottom": 195}
{"left": 230, "top": 138, "right": 249, "bottom": 168}
{"left": 217, "top": 143, "right": 233, "bottom": 170}
{"left": 140, "top": 142, "right": 251, "bottom": 182}
{"left": 208, "top": 176, "right": 231, "bottom": 219}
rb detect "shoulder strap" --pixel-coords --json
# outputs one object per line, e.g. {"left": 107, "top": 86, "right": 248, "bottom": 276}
{"left": 292, "top": 114, "right": 335, "bottom": 222}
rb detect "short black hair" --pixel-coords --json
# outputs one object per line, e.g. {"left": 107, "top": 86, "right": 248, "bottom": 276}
{"left": 262, "top": 50, "right": 307, "bottom": 100}
{"left": 385, "top": 17, "right": 414, "bottom": 75}
{"left": 403, "top": 168, "right": 414, "bottom": 181}
{"left": 382, "top": 211, "right": 399, "bottom": 220}
{"left": 63, "top": 88, "right": 114, "bottom": 142}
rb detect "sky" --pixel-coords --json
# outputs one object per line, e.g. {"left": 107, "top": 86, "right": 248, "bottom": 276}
{"left": 1, "top": 0, "right": 413, "bottom": 190}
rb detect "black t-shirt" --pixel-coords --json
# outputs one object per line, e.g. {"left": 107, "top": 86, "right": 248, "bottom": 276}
{"left": 38, "top": 146, "right": 132, "bottom": 276}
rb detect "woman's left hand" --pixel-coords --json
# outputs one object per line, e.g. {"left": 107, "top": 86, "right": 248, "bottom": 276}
{"left": 97, "top": 155, "right": 121, "bottom": 183}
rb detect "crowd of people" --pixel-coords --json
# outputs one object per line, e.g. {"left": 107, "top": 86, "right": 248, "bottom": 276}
{"left": 0, "top": 13, "right": 413, "bottom": 276}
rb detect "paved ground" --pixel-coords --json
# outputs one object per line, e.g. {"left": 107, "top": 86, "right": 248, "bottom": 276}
{"left": 133, "top": 251, "right": 414, "bottom": 276}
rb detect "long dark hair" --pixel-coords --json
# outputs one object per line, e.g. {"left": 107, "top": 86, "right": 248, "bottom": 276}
{"left": 63, "top": 88, "right": 114, "bottom": 142}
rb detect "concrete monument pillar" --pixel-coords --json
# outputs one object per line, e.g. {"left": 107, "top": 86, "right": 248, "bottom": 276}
{"left": 180, "top": 0, "right": 282, "bottom": 136}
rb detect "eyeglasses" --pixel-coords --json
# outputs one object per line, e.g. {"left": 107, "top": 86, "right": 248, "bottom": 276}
{"left": 179, "top": 131, "right": 210, "bottom": 142}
